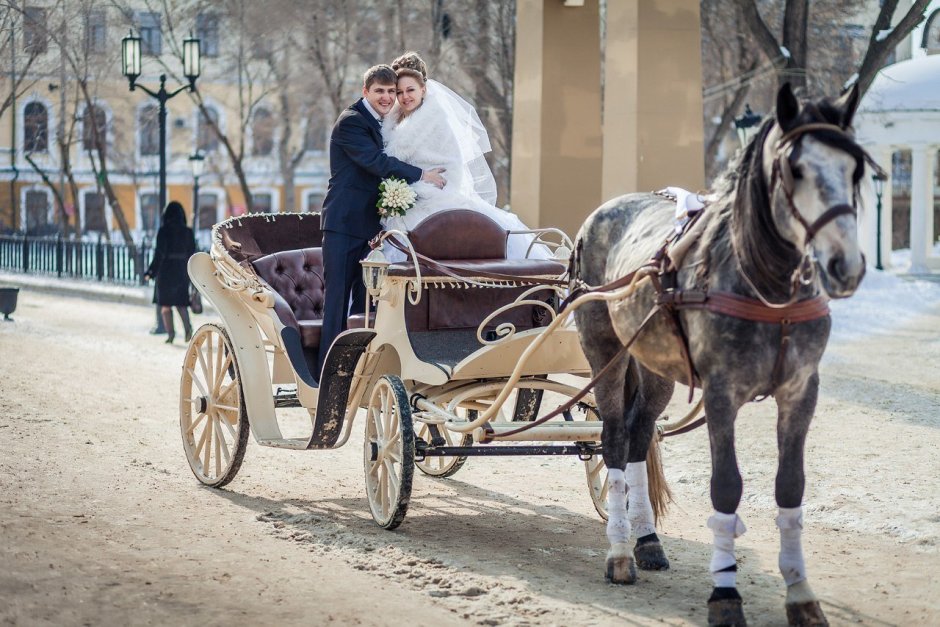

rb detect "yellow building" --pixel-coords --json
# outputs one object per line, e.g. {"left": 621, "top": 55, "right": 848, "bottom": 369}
{"left": 0, "top": 2, "right": 329, "bottom": 244}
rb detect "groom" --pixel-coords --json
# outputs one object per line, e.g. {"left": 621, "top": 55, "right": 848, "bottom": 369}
{"left": 317, "top": 64, "right": 445, "bottom": 378}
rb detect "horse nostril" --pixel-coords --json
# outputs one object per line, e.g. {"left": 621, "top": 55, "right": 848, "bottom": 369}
{"left": 827, "top": 256, "right": 846, "bottom": 282}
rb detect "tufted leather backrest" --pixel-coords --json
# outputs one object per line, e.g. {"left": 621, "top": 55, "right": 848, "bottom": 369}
{"left": 251, "top": 248, "right": 326, "bottom": 324}
{"left": 407, "top": 209, "right": 508, "bottom": 260}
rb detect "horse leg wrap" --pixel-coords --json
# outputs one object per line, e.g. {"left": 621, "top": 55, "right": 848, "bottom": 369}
{"left": 606, "top": 469, "right": 631, "bottom": 545}
{"left": 708, "top": 511, "right": 746, "bottom": 589}
{"left": 605, "top": 469, "right": 637, "bottom": 584}
{"left": 625, "top": 462, "right": 656, "bottom": 538}
{"left": 777, "top": 506, "right": 807, "bottom": 587}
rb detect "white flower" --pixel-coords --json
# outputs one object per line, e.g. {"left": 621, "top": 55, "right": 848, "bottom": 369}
{"left": 377, "top": 177, "right": 417, "bottom": 217}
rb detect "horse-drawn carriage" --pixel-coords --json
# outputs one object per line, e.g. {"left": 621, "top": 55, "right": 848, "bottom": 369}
{"left": 182, "top": 208, "right": 612, "bottom": 528}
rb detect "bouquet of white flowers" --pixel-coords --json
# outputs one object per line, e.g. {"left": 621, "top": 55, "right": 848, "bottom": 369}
{"left": 376, "top": 177, "right": 417, "bottom": 218}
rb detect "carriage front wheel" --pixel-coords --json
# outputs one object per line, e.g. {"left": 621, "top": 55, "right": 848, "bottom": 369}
{"left": 180, "top": 323, "right": 249, "bottom": 487}
{"left": 583, "top": 406, "right": 609, "bottom": 521}
{"left": 364, "top": 375, "right": 415, "bottom": 529}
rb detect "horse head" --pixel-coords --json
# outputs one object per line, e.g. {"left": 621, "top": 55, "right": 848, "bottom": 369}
{"left": 758, "top": 83, "right": 868, "bottom": 299}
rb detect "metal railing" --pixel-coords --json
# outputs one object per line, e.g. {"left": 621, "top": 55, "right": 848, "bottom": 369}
{"left": 0, "top": 234, "right": 153, "bottom": 286}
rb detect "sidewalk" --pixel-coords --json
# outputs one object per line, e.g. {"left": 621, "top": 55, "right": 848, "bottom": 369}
{"left": 0, "top": 271, "right": 153, "bottom": 307}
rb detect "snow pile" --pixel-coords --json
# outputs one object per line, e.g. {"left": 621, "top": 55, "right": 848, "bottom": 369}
{"left": 828, "top": 260, "right": 940, "bottom": 343}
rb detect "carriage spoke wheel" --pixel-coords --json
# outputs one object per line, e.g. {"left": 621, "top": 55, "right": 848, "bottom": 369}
{"left": 583, "top": 407, "right": 609, "bottom": 521}
{"left": 180, "top": 323, "right": 248, "bottom": 488}
{"left": 364, "top": 375, "right": 415, "bottom": 529}
{"left": 415, "top": 409, "right": 475, "bottom": 478}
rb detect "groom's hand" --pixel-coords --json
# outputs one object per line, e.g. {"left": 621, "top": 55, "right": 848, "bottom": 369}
{"left": 421, "top": 168, "right": 446, "bottom": 189}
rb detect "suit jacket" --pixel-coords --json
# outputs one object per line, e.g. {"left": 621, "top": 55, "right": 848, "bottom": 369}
{"left": 321, "top": 99, "right": 422, "bottom": 239}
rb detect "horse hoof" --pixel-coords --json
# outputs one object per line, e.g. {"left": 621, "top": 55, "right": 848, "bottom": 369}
{"left": 786, "top": 601, "right": 828, "bottom": 626}
{"left": 634, "top": 534, "right": 670, "bottom": 571}
{"left": 708, "top": 588, "right": 746, "bottom": 626}
{"left": 605, "top": 544, "right": 637, "bottom": 584}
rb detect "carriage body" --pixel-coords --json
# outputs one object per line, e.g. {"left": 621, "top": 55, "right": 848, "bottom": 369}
{"left": 181, "top": 209, "right": 609, "bottom": 527}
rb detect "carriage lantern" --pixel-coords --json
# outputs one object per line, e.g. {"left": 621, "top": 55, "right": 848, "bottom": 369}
{"left": 362, "top": 248, "right": 390, "bottom": 298}
{"left": 734, "top": 104, "right": 762, "bottom": 148}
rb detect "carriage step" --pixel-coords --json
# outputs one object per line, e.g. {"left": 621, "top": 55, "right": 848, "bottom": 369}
{"left": 257, "top": 438, "right": 310, "bottom": 450}
{"left": 474, "top": 422, "right": 603, "bottom": 443}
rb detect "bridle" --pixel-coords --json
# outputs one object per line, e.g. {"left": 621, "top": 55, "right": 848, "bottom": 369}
{"left": 737, "top": 122, "right": 883, "bottom": 308}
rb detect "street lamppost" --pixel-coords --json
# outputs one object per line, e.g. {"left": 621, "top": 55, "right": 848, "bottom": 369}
{"left": 734, "top": 104, "right": 763, "bottom": 149}
{"left": 188, "top": 151, "right": 205, "bottom": 232}
{"left": 122, "top": 30, "right": 201, "bottom": 213}
{"left": 872, "top": 172, "right": 887, "bottom": 271}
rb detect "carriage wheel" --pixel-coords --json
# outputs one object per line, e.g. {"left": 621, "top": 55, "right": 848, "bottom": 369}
{"left": 583, "top": 407, "right": 609, "bottom": 521}
{"left": 364, "top": 375, "right": 415, "bottom": 529}
{"left": 415, "top": 408, "right": 475, "bottom": 478}
{"left": 180, "top": 323, "right": 249, "bottom": 488}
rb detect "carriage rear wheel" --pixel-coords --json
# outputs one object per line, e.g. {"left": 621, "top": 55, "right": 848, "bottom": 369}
{"left": 415, "top": 408, "right": 475, "bottom": 478}
{"left": 364, "top": 375, "right": 415, "bottom": 529}
{"left": 180, "top": 323, "right": 249, "bottom": 488}
{"left": 583, "top": 407, "right": 609, "bottom": 521}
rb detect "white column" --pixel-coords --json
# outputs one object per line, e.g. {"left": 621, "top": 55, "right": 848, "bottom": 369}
{"left": 879, "top": 147, "right": 894, "bottom": 271}
{"left": 910, "top": 145, "right": 930, "bottom": 274}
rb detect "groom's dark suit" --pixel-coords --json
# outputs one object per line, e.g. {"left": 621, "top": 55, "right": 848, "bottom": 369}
{"left": 317, "top": 98, "right": 422, "bottom": 377}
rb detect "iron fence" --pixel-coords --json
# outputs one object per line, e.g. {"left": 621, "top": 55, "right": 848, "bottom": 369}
{"left": 0, "top": 234, "right": 154, "bottom": 286}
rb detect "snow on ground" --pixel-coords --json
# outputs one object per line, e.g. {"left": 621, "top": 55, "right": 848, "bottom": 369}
{"left": 828, "top": 248, "right": 940, "bottom": 342}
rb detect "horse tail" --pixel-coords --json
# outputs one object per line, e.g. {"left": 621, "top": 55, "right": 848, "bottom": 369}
{"left": 645, "top": 432, "right": 673, "bottom": 524}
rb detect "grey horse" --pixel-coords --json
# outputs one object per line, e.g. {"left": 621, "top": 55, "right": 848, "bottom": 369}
{"left": 572, "top": 84, "right": 869, "bottom": 626}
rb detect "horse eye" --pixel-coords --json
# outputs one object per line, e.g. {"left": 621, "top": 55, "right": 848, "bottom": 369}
{"left": 791, "top": 165, "right": 804, "bottom": 180}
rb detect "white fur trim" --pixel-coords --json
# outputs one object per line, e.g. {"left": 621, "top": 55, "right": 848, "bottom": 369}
{"left": 777, "top": 506, "right": 807, "bottom": 586}
{"left": 625, "top": 462, "right": 656, "bottom": 537}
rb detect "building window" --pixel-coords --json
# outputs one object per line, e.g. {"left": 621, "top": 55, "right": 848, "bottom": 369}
{"left": 85, "top": 10, "right": 107, "bottom": 54}
{"left": 23, "top": 7, "right": 47, "bottom": 55}
{"left": 196, "top": 13, "right": 220, "bottom": 58}
{"left": 196, "top": 193, "right": 218, "bottom": 230}
{"left": 137, "top": 11, "right": 161, "bottom": 56}
{"left": 24, "top": 102, "right": 48, "bottom": 153}
{"left": 25, "top": 190, "right": 50, "bottom": 234}
{"left": 304, "top": 116, "right": 328, "bottom": 153}
{"left": 84, "top": 191, "right": 107, "bottom": 232}
{"left": 306, "top": 192, "right": 325, "bottom": 212}
{"left": 82, "top": 105, "right": 107, "bottom": 153}
{"left": 252, "top": 192, "right": 273, "bottom": 213}
{"left": 251, "top": 108, "right": 274, "bottom": 156}
{"left": 140, "top": 192, "right": 160, "bottom": 233}
{"left": 197, "top": 106, "right": 220, "bottom": 152}
{"left": 139, "top": 105, "right": 159, "bottom": 156}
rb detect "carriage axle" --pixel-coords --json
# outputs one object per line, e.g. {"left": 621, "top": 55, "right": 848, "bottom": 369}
{"left": 413, "top": 442, "right": 601, "bottom": 460}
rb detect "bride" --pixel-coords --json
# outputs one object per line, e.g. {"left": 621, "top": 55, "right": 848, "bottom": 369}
{"left": 381, "top": 53, "right": 550, "bottom": 260}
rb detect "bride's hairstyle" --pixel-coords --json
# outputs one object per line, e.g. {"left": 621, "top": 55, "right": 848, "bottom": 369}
{"left": 391, "top": 51, "right": 428, "bottom": 81}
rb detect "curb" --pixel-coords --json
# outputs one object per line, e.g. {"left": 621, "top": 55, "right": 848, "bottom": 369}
{"left": 0, "top": 271, "right": 154, "bottom": 307}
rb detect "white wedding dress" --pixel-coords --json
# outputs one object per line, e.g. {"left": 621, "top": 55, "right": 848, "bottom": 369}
{"left": 381, "top": 80, "right": 550, "bottom": 261}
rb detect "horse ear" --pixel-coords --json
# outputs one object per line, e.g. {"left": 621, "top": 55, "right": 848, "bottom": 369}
{"left": 835, "top": 83, "right": 860, "bottom": 129}
{"left": 776, "top": 82, "right": 800, "bottom": 132}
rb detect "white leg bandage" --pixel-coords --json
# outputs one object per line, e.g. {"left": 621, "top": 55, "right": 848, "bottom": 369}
{"left": 708, "top": 511, "right": 746, "bottom": 588}
{"left": 777, "top": 506, "right": 807, "bottom": 586}
{"left": 606, "top": 469, "right": 631, "bottom": 545}
{"left": 625, "top": 462, "right": 656, "bottom": 538}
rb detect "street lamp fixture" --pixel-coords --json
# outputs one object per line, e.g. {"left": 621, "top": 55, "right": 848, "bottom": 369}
{"left": 120, "top": 31, "right": 201, "bottom": 219}
{"left": 121, "top": 30, "right": 141, "bottom": 89}
{"left": 189, "top": 151, "right": 205, "bottom": 232}
{"left": 872, "top": 172, "right": 888, "bottom": 271}
{"left": 734, "top": 104, "right": 762, "bottom": 149}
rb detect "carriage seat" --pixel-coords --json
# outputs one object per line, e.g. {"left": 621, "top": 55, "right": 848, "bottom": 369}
{"left": 386, "top": 209, "right": 565, "bottom": 280}
{"left": 382, "top": 210, "right": 565, "bottom": 334}
{"left": 251, "top": 248, "right": 325, "bottom": 348}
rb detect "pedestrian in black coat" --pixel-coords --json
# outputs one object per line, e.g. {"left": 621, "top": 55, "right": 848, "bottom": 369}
{"left": 144, "top": 201, "right": 196, "bottom": 343}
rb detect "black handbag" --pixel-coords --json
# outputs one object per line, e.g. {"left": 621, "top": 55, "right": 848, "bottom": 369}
{"left": 189, "top": 284, "right": 204, "bottom": 314}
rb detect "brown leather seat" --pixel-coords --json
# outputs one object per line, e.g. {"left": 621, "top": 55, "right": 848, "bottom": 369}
{"left": 384, "top": 210, "right": 562, "bottom": 334}
{"left": 251, "top": 248, "right": 325, "bottom": 348}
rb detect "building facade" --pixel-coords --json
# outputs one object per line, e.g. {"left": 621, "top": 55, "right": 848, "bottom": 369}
{"left": 0, "top": 1, "right": 330, "bottom": 246}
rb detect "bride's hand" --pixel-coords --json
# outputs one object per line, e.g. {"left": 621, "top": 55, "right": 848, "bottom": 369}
{"left": 421, "top": 167, "right": 446, "bottom": 189}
